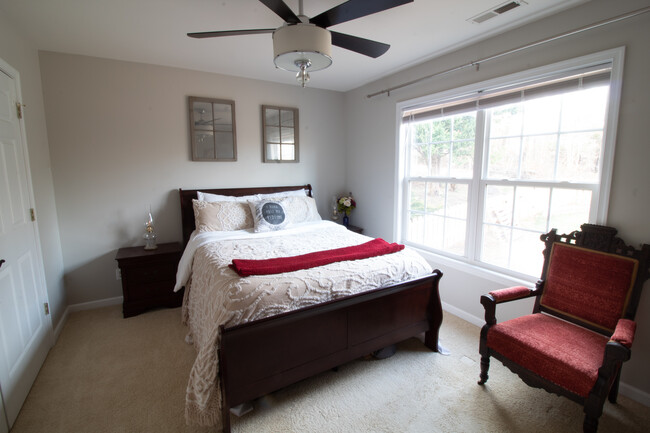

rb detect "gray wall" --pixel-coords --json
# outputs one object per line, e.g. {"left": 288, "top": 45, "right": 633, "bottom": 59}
{"left": 38, "top": 52, "right": 347, "bottom": 306}
{"left": 345, "top": 0, "right": 650, "bottom": 402}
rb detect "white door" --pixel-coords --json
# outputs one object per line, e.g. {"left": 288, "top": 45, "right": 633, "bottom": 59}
{"left": 0, "top": 60, "right": 52, "bottom": 428}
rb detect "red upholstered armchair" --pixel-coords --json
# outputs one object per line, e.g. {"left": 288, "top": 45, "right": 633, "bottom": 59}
{"left": 478, "top": 224, "right": 650, "bottom": 433}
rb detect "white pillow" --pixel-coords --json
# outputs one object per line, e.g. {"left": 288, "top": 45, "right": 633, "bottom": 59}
{"left": 198, "top": 188, "right": 307, "bottom": 203}
{"left": 257, "top": 189, "right": 307, "bottom": 200}
{"left": 248, "top": 200, "right": 289, "bottom": 232}
{"left": 197, "top": 191, "right": 256, "bottom": 203}
{"left": 192, "top": 199, "right": 254, "bottom": 232}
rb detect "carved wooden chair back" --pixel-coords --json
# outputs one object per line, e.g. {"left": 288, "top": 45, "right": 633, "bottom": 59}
{"left": 532, "top": 224, "right": 650, "bottom": 336}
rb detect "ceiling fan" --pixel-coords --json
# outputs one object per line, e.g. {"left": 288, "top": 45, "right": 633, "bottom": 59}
{"left": 188, "top": 0, "right": 414, "bottom": 87}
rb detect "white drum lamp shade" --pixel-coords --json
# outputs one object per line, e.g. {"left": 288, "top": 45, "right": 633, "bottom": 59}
{"left": 273, "top": 23, "right": 332, "bottom": 71}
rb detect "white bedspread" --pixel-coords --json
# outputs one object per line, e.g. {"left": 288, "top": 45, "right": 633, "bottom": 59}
{"left": 177, "top": 220, "right": 433, "bottom": 427}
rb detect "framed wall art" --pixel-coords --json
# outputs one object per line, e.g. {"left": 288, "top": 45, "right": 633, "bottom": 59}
{"left": 262, "top": 105, "right": 299, "bottom": 163}
{"left": 189, "top": 96, "right": 237, "bottom": 161}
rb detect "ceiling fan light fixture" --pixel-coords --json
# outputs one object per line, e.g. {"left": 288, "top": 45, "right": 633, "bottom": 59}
{"left": 273, "top": 23, "right": 332, "bottom": 75}
{"left": 295, "top": 60, "right": 311, "bottom": 87}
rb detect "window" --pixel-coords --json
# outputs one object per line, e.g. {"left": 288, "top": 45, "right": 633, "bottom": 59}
{"left": 397, "top": 50, "right": 623, "bottom": 279}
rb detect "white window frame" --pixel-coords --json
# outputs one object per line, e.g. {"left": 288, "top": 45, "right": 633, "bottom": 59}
{"left": 394, "top": 47, "right": 625, "bottom": 283}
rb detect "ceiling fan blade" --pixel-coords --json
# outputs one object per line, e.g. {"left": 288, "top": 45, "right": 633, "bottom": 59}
{"left": 310, "top": 0, "right": 413, "bottom": 28}
{"left": 330, "top": 31, "right": 390, "bottom": 58}
{"left": 258, "top": 0, "right": 300, "bottom": 24}
{"left": 187, "top": 29, "right": 275, "bottom": 38}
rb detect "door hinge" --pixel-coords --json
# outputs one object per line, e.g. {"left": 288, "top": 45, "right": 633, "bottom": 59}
{"left": 44, "top": 302, "right": 50, "bottom": 315}
{"left": 16, "top": 102, "right": 25, "bottom": 119}
{"left": 30, "top": 208, "right": 36, "bottom": 221}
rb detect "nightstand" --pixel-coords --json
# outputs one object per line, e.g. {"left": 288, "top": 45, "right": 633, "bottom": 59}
{"left": 115, "top": 242, "right": 183, "bottom": 318}
{"left": 346, "top": 224, "right": 364, "bottom": 234}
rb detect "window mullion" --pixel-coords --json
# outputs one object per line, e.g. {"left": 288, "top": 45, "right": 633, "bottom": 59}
{"left": 517, "top": 105, "right": 524, "bottom": 179}
{"left": 449, "top": 117, "right": 454, "bottom": 176}
{"left": 401, "top": 122, "right": 413, "bottom": 241}
{"left": 546, "top": 187, "right": 554, "bottom": 233}
{"left": 423, "top": 181, "right": 429, "bottom": 244}
{"left": 507, "top": 185, "right": 517, "bottom": 269}
{"left": 552, "top": 132, "right": 561, "bottom": 180}
{"left": 442, "top": 183, "right": 448, "bottom": 248}
{"left": 467, "top": 109, "right": 486, "bottom": 261}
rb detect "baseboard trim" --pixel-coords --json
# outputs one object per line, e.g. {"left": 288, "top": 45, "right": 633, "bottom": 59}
{"left": 67, "top": 296, "right": 123, "bottom": 313}
{"left": 619, "top": 382, "right": 650, "bottom": 407}
{"left": 53, "top": 307, "right": 69, "bottom": 342}
{"left": 53, "top": 296, "right": 123, "bottom": 343}
{"left": 442, "top": 301, "right": 483, "bottom": 327}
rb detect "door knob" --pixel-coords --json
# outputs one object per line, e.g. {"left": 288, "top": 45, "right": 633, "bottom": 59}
{"left": 0, "top": 259, "right": 5, "bottom": 269}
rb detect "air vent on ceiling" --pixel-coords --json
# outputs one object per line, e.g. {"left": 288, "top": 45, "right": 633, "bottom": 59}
{"left": 468, "top": 1, "right": 526, "bottom": 24}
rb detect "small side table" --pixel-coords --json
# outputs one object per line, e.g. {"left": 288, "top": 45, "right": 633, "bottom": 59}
{"left": 115, "top": 242, "right": 183, "bottom": 318}
{"left": 346, "top": 224, "right": 364, "bottom": 234}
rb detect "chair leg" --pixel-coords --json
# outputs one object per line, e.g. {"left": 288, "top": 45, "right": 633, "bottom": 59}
{"left": 583, "top": 414, "right": 598, "bottom": 433}
{"left": 583, "top": 392, "right": 605, "bottom": 433}
{"left": 478, "top": 354, "right": 490, "bottom": 385}
{"left": 608, "top": 369, "right": 621, "bottom": 404}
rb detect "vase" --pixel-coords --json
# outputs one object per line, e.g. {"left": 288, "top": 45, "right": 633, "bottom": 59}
{"left": 143, "top": 232, "right": 157, "bottom": 250}
{"left": 343, "top": 215, "right": 349, "bottom": 228}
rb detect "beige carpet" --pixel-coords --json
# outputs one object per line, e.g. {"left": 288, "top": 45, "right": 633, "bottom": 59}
{"left": 10, "top": 305, "right": 649, "bottom": 433}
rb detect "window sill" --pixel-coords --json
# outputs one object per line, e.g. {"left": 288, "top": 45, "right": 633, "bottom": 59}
{"left": 409, "top": 245, "right": 537, "bottom": 289}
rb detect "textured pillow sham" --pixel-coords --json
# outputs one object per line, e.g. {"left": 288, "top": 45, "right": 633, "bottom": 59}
{"left": 192, "top": 199, "right": 254, "bottom": 232}
{"left": 248, "top": 200, "right": 289, "bottom": 232}
{"left": 280, "top": 195, "right": 321, "bottom": 224}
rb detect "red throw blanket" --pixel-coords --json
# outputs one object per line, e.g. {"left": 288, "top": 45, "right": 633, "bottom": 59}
{"left": 230, "top": 238, "right": 405, "bottom": 277}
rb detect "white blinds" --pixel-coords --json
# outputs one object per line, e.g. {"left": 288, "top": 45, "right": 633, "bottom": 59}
{"left": 402, "top": 65, "right": 611, "bottom": 123}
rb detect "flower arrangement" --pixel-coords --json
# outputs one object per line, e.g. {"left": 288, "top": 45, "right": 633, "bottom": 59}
{"left": 337, "top": 194, "right": 356, "bottom": 216}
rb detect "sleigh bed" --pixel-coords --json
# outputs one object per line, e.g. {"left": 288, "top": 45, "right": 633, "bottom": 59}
{"left": 176, "top": 184, "right": 443, "bottom": 432}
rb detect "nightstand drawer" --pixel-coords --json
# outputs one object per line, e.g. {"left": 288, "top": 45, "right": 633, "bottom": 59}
{"left": 124, "top": 264, "right": 177, "bottom": 284}
{"left": 126, "top": 280, "right": 176, "bottom": 302}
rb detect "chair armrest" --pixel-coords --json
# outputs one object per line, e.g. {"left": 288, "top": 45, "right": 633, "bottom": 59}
{"left": 595, "top": 320, "right": 636, "bottom": 383}
{"left": 589, "top": 325, "right": 634, "bottom": 401}
{"left": 488, "top": 285, "right": 536, "bottom": 303}
{"left": 596, "top": 321, "right": 634, "bottom": 381}
{"left": 480, "top": 285, "right": 538, "bottom": 325}
{"left": 610, "top": 318, "right": 636, "bottom": 348}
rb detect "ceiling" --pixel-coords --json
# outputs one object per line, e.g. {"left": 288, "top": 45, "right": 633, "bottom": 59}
{"left": 0, "top": 0, "right": 590, "bottom": 92}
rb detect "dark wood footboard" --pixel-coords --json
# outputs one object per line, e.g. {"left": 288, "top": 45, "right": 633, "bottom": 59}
{"left": 218, "top": 270, "right": 443, "bottom": 432}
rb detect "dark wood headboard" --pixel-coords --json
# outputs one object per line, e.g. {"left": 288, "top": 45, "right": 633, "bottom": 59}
{"left": 179, "top": 184, "right": 313, "bottom": 246}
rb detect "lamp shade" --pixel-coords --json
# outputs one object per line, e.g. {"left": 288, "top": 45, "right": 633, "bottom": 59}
{"left": 273, "top": 23, "right": 332, "bottom": 72}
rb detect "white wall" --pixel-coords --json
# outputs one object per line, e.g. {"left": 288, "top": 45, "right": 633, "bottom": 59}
{"left": 38, "top": 52, "right": 347, "bottom": 306}
{"left": 345, "top": 0, "right": 650, "bottom": 402}
{"left": 0, "top": 13, "right": 66, "bottom": 329}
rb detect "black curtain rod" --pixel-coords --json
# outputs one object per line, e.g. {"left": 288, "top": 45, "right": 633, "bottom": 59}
{"left": 367, "top": 6, "right": 650, "bottom": 99}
